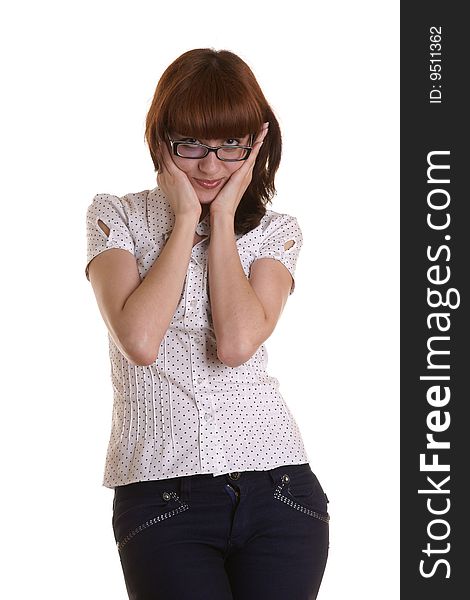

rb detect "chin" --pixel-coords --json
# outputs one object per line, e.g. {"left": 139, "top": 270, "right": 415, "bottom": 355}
{"left": 195, "top": 191, "right": 218, "bottom": 204}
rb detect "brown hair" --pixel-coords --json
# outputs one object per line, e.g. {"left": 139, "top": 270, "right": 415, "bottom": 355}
{"left": 145, "top": 48, "right": 282, "bottom": 234}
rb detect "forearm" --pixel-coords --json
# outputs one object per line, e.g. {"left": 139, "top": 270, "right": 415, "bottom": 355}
{"left": 120, "top": 216, "right": 197, "bottom": 364}
{"left": 208, "top": 212, "right": 267, "bottom": 366}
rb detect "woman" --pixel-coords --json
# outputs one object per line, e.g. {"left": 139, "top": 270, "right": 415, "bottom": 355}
{"left": 86, "top": 48, "right": 329, "bottom": 600}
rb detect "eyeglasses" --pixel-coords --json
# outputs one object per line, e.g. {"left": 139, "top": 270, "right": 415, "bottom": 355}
{"left": 168, "top": 135, "right": 254, "bottom": 162}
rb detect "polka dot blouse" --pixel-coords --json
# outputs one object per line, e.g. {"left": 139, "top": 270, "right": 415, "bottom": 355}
{"left": 85, "top": 187, "right": 309, "bottom": 488}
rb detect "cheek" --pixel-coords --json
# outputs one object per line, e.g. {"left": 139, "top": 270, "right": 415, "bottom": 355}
{"left": 172, "top": 157, "right": 192, "bottom": 176}
{"left": 226, "top": 162, "right": 244, "bottom": 177}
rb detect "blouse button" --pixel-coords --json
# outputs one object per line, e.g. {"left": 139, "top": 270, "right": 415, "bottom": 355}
{"left": 190, "top": 299, "right": 198, "bottom": 308}
{"left": 204, "top": 412, "right": 213, "bottom": 422}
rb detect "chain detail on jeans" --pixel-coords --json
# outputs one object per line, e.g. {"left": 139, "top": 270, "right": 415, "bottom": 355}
{"left": 117, "top": 492, "right": 189, "bottom": 551}
{"left": 274, "top": 478, "right": 330, "bottom": 523}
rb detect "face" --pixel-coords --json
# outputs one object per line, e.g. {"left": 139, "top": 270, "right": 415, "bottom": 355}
{"left": 169, "top": 133, "right": 252, "bottom": 204}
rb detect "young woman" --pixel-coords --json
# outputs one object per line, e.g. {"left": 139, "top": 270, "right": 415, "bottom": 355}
{"left": 86, "top": 48, "right": 329, "bottom": 600}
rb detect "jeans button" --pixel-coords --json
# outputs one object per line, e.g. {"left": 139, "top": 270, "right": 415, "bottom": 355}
{"left": 229, "top": 472, "right": 241, "bottom": 480}
{"left": 162, "top": 491, "right": 171, "bottom": 501}
{"left": 281, "top": 474, "right": 290, "bottom": 484}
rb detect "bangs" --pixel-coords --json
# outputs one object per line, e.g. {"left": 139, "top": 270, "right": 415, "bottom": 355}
{"left": 164, "top": 69, "right": 263, "bottom": 139}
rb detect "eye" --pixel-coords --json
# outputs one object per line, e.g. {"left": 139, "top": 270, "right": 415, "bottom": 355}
{"left": 224, "top": 138, "right": 241, "bottom": 146}
{"left": 181, "top": 138, "right": 198, "bottom": 144}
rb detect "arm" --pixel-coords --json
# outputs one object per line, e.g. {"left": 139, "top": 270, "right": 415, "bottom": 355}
{"left": 88, "top": 214, "right": 198, "bottom": 367}
{"left": 87, "top": 141, "right": 204, "bottom": 366}
{"left": 208, "top": 211, "right": 293, "bottom": 367}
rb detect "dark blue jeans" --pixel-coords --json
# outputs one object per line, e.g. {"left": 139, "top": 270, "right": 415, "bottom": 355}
{"left": 112, "top": 463, "right": 329, "bottom": 599}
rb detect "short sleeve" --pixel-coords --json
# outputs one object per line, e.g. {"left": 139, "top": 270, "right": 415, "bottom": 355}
{"left": 255, "top": 214, "right": 303, "bottom": 295}
{"left": 85, "top": 193, "right": 135, "bottom": 281}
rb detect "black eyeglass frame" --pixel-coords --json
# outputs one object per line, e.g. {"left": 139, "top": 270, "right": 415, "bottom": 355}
{"left": 167, "top": 134, "right": 254, "bottom": 162}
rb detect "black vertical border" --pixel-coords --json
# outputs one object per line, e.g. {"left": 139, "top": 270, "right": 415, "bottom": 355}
{"left": 401, "top": 3, "right": 468, "bottom": 598}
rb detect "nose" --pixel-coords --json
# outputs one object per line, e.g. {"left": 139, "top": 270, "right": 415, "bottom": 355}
{"left": 197, "top": 150, "right": 220, "bottom": 175}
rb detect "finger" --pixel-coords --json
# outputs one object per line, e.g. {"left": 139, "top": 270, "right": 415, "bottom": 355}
{"left": 249, "top": 122, "right": 269, "bottom": 149}
{"left": 156, "top": 144, "right": 168, "bottom": 174}
{"left": 158, "top": 138, "right": 178, "bottom": 172}
{"left": 160, "top": 139, "right": 187, "bottom": 176}
{"left": 159, "top": 140, "right": 173, "bottom": 172}
{"left": 242, "top": 122, "right": 269, "bottom": 170}
{"left": 255, "top": 121, "right": 270, "bottom": 145}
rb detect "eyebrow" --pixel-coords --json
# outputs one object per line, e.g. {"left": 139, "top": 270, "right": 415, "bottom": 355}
{"left": 173, "top": 134, "right": 248, "bottom": 143}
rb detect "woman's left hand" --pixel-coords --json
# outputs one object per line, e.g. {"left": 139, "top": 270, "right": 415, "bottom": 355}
{"left": 209, "top": 122, "right": 270, "bottom": 218}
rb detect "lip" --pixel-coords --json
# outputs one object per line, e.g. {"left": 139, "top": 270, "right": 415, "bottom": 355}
{"left": 194, "top": 178, "right": 223, "bottom": 189}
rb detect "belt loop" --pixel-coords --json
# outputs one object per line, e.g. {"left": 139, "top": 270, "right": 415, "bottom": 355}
{"left": 267, "top": 466, "right": 280, "bottom": 486}
{"left": 179, "top": 475, "right": 191, "bottom": 502}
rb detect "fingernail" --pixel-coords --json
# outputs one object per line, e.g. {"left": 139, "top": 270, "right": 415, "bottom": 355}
{"left": 264, "top": 122, "right": 270, "bottom": 127}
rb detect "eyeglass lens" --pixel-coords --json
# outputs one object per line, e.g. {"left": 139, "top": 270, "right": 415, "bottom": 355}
{"left": 176, "top": 144, "right": 249, "bottom": 160}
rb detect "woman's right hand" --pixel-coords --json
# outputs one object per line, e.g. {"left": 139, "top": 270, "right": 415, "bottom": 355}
{"left": 156, "top": 139, "right": 201, "bottom": 221}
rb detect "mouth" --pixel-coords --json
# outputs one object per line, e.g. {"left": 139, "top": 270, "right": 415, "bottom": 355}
{"left": 193, "top": 178, "right": 224, "bottom": 190}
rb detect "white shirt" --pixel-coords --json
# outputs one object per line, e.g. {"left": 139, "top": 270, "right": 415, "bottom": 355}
{"left": 86, "top": 187, "right": 310, "bottom": 488}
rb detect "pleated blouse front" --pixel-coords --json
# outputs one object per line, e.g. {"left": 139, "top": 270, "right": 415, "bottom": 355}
{"left": 86, "top": 187, "right": 309, "bottom": 488}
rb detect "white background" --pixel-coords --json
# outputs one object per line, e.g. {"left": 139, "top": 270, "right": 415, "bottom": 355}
{"left": 1, "top": 1, "right": 399, "bottom": 598}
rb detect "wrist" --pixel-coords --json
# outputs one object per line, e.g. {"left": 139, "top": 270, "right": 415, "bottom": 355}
{"left": 174, "top": 212, "right": 200, "bottom": 230}
{"left": 209, "top": 207, "right": 235, "bottom": 224}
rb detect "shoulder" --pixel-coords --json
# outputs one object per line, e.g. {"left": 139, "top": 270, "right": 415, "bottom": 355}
{"left": 87, "top": 188, "right": 154, "bottom": 218}
{"left": 252, "top": 209, "right": 303, "bottom": 242}
{"left": 262, "top": 209, "right": 301, "bottom": 227}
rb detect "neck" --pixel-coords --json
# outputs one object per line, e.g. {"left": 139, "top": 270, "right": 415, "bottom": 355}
{"left": 199, "top": 205, "right": 209, "bottom": 221}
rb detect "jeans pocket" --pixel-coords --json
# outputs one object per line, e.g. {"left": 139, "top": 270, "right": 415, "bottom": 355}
{"left": 272, "top": 464, "right": 330, "bottom": 524}
{"left": 113, "top": 481, "right": 190, "bottom": 552}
